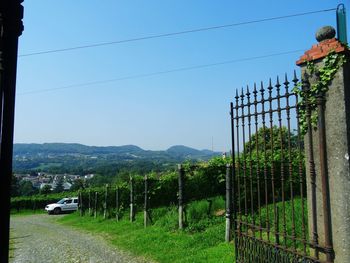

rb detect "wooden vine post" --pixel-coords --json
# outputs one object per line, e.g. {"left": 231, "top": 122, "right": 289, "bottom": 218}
{"left": 225, "top": 163, "right": 233, "bottom": 242}
{"left": 115, "top": 186, "right": 119, "bottom": 221}
{"left": 178, "top": 164, "right": 185, "bottom": 230}
{"left": 144, "top": 174, "right": 149, "bottom": 227}
{"left": 94, "top": 191, "right": 98, "bottom": 218}
{"left": 79, "top": 190, "right": 83, "bottom": 217}
{"left": 130, "top": 176, "right": 135, "bottom": 222}
{"left": 88, "top": 189, "right": 91, "bottom": 216}
{"left": 104, "top": 184, "right": 108, "bottom": 219}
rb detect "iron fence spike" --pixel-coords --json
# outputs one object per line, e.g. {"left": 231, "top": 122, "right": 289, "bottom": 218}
{"left": 260, "top": 81, "right": 265, "bottom": 93}
{"left": 253, "top": 83, "right": 257, "bottom": 94}
{"left": 293, "top": 70, "right": 299, "bottom": 84}
{"left": 276, "top": 76, "right": 280, "bottom": 87}
{"left": 284, "top": 73, "right": 289, "bottom": 86}
{"left": 268, "top": 78, "right": 273, "bottom": 90}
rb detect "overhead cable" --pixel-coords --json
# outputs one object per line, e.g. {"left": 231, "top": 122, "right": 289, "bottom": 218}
{"left": 18, "top": 49, "right": 304, "bottom": 95}
{"left": 19, "top": 8, "right": 335, "bottom": 57}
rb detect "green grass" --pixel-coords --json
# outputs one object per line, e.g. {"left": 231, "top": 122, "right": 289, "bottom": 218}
{"left": 10, "top": 209, "right": 46, "bottom": 216}
{"left": 238, "top": 197, "right": 308, "bottom": 252}
{"left": 56, "top": 196, "right": 307, "bottom": 262}
{"left": 58, "top": 197, "right": 234, "bottom": 263}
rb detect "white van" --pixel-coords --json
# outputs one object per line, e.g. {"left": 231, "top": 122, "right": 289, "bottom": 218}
{"left": 45, "top": 197, "right": 79, "bottom": 215}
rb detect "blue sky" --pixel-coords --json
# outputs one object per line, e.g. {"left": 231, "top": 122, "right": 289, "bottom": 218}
{"left": 14, "top": 1, "right": 346, "bottom": 151}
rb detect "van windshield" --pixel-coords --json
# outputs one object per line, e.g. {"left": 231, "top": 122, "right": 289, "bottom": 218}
{"left": 56, "top": 199, "right": 66, "bottom": 204}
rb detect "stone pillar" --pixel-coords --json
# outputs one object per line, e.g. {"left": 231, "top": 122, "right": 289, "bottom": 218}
{"left": 296, "top": 26, "right": 350, "bottom": 263}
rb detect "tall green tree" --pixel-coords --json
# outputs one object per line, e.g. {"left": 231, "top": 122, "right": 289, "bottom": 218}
{"left": 244, "top": 125, "right": 299, "bottom": 154}
{"left": 54, "top": 177, "right": 64, "bottom": 193}
{"left": 70, "top": 178, "right": 85, "bottom": 191}
{"left": 236, "top": 125, "right": 305, "bottom": 208}
{"left": 40, "top": 184, "right": 52, "bottom": 195}
{"left": 11, "top": 174, "right": 20, "bottom": 197}
{"left": 19, "top": 181, "right": 36, "bottom": 196}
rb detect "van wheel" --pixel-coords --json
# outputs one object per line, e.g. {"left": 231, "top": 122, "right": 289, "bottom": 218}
{"left": 53, "top": 208, "right": 61, "bottom": 215}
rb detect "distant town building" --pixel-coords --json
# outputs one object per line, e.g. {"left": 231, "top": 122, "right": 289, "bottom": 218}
{"left": 15, "top": 172, "right": 94, "bottom": 191}
{"left": 40, "top": 183, "right": 53, "bottom": 190}
{"left": 84, "top": 174, "right": 94, "bottom": 180}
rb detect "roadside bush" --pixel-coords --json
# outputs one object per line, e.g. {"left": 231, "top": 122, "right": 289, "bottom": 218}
{"left": 11, "top": 192, "right": 78, "bottom": 211}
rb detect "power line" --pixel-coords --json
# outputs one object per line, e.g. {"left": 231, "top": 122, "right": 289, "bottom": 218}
{"left": 18, "top": 8, "right": 335, "bottom": 57}
{"left": 17, "top": 48, "right": 304, "bottom": 95}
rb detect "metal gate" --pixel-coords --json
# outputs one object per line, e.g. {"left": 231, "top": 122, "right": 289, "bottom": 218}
{"left": 230, "top": 73, "right": 333, "bottom": 262}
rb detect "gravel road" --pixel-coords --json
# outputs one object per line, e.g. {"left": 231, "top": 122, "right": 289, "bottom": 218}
{"left": 10, "top": 214, "right": 149, "bottom": 263}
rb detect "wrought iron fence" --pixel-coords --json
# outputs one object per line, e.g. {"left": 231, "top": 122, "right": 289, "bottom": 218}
{"left": 230, "top": 72, "right": 332, "bottom": 262}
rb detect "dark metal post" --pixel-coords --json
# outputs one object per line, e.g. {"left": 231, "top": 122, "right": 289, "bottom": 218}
{"left": 317, "top": 93, "right": 334, "bottom": 262}
{"left": 130, "top": 176, "right": 135, "bottom": 222}
{"left": 276, "top": 206, "right": 280, "bottom": 245}
{"left": 267, "top": 79, "right": 279, "bottom": 246}
{"left": 304, "top": 77, "right": 320, "bottom": 259}
{"left": 230, "top": 102, "right": 238, "bottom": 250}
{"left": 337, "top": 4, "right": 348, "bottom": 44}
{"left": 240, "top": 88, "right": 249, "bottom": 235}
{"left": 225, "top": 163, "right": 232, "bottom": 242}
{"left": 144, "top": 174, "right": 149, "bottom": 227}
{"left": 246, "top": 87, "right": 256, "bottom": 238}
{"left": 0, "top": 1, "right": 24, "bottom": 262}
{"left": 253, "top": 84, "right": 263, "bottom": 240}
{"left": 294, "top": 72, "right": 308, "bottom": 255}
{"left": 115, "top": 186, "right": 119, "bottom": 221}
{"left": 178, "top": 164, "right": 184, "bottom": 230}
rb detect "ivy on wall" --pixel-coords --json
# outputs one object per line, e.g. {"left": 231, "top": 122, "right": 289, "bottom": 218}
{"left": 293, "top": 51, "right": 346, "bottom": 134}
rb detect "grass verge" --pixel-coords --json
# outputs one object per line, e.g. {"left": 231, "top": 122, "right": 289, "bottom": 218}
{"left": 57, "top": 197, "right": 306, "bottom": 262}
{"left": 10, "top": 209, "right": 46, "bottom": 216}
{"left": 58, "top": 197, "right": 234, "bottom": 263}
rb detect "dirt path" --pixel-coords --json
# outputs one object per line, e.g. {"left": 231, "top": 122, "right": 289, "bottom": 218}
{"left": 10, "top": 214, "right": 148, "bottom": 263}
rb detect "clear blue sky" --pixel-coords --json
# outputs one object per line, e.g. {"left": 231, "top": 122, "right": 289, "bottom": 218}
{"left": 14, "top": 0, "right": 347, "bottom": 151}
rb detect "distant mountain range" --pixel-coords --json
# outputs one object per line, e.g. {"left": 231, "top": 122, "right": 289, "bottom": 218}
{"left": 13, "top": 143, "right": 220, "bottom": 158}
{"left": 13, "top": 143, "right": 221, "bottom": 173}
